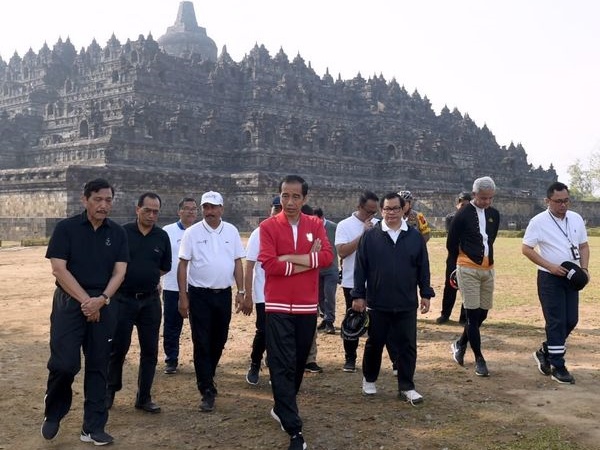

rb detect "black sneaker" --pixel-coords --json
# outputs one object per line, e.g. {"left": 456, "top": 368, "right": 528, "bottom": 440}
{"left": 475, "top": 357, "right": 489, "bottom": 377}
{"left": 288, "top": 432, "right": 307, "bottom": 450}
{"left": 342, "top": 360, "right": 356, "bottom": 373}
{"left": 164, "top": 364, "right": 177, "bottom": 375}
{"left": 80, "top": 429, "right": 114, "bottom": 446}
{"left": 435, "top": 315, "right": 450, "bottom": 324}
{"left": 199, "top": 389, "right": 216, "bottom": 412}
{"left": 324, "top": 322, "right": 336, "bottom": 335}
{"left": 533, "top": 349, "right": 551, "bottom": 376}
{"left": 41, "top": 418, "right": 59, "bottom": 440}
{"left": 316, "top": 320, "right": 327, "bottom": 331}
{"left": 304, "top": 362, "right": 323, "bottom": 373}
{"left": 451, "top": 340, "right": 466, "bottom": 366}
{"left": 246, "top": 364, "right": 260, "bottom": 385}
{"left": 551, "top": 366, "right": 575, "bottom": 384}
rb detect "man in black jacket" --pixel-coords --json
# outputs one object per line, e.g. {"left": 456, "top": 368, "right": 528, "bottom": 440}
{"left": 447, "top": 177, "right": 500, "bottom": 377}
{"left": 352, "top": 192, "right": 434, "bottom": 404}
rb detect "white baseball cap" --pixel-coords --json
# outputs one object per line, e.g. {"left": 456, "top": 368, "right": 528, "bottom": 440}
{"left": 200, "top": 191, "right": 223, "bottom": 206}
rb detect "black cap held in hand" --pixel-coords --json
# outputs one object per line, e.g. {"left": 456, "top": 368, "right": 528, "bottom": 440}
{"left": 560, "top": 261, "right": 589, "bottom": 291}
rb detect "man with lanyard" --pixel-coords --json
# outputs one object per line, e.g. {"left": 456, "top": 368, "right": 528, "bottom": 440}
{"left": 178, "top": 191, "right": 245, "bottom": 412}
{"left": 42, "top": 178, "right": 128, "bottom": 446}
{"left": 259, "top": 175, "right": 333, "bottom": 450}
{"left": 107, "top": 192, "right": 171, "bottom": 413}
{"left": 161, "top": 197, "right": 198, "bottom": 375}
{"left": 522, "top": 182, "right": 590, "bottom": 384}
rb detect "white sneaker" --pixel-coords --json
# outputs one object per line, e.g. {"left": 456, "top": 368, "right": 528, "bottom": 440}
{"left": 400, "top": 389, "right": 424, "bottom": 405}
{"left": 362, "top": 377, "right": 377, "bottom": 395}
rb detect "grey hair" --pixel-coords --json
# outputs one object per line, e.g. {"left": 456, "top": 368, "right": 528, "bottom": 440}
{"left": 472, "top": 176, "right": 496, "bottom": 193}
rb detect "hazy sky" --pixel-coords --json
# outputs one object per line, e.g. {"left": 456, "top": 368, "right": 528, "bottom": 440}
{"left": 1, "top": 0, "right": 599, "bottom": 184}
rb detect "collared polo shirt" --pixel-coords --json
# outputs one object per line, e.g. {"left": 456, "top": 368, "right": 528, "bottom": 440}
{"left": 335, "top": 213, "right": 378, "bottom": 288}
{"left": 45, "top": 211, "right": 129, "bottom": 291}
{"left": 245, "top": 227, "right": 265, "bottom": 303}
{"left": 161, "top": 221, "right": 186, "bottom": 291}
{"left": 179, "top": 219, "right": 245, "bottom": 289}
{"left": 523, "top": 209, "right": 588, "bottom": 272}
{"left": 120, "top": 221, "right": 171, "bottom": 292}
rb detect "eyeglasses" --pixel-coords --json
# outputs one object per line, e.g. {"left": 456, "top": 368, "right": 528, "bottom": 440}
{"left": 382, "top": 206, "right": 403, "bottom": 212}
{"left": 181, "top": 207, "right": 198, "bottom": 212}
{"left": 549, "top": 198, "right": 570, "bottom": 205}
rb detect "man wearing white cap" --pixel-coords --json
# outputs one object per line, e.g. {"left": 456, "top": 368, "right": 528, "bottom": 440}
{"left": 177, "top": 191, "right": 245, "bottom": 412}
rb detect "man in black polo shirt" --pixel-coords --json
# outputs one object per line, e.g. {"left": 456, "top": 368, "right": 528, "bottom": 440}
{"left": 42, "top": 178, "right": 129, "bottom": 446}
{"left": 107, "top": 192, "right": 171, "bottom": 414}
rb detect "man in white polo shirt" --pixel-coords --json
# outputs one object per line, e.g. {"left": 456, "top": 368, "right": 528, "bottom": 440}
{"left": 177, "top": 191, "right": 245, "bottom": 412}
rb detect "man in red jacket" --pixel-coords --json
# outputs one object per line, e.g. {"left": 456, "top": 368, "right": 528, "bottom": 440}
{"left": 259, "top": 175, "right": 333, "bottom": 450}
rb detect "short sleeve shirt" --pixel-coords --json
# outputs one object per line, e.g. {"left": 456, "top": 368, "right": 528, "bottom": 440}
{"left": 179, "top": 219, "right": 245, "bottom": 288}
{"left": 246, "top": 227, "right": 265, "bottom": 303}
{"left": 335, "top": 213, "right": 367, "bottom": 288}
{"left": 45, "top": 211, "right": 129, "bottom": 291}
{"left": 161, "top": 221, "right": 186, "bottom": 291}
{"left": 523, "top": 209, "right": 588, "bottom": 272}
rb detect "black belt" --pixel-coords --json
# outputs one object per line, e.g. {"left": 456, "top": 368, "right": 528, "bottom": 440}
{"left": 118, "top": 289, "right": 158, "bottom": 300}
{"left": 191, "top": 286, "right": 231, "bottom": 294}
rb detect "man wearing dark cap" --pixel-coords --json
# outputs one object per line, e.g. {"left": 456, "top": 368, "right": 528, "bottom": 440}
{"left": 177, "top": 190, "right": 245, "bottom": 412}
{"left": 522, "top": 182, "right": 590, "bottom": 384}
{"left": 436, "top": 192, "right": 472, "bottom": 324}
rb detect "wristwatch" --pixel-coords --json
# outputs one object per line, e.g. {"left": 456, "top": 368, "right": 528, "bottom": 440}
{"left": 100, "top": 293, "right": 111, "bottom": 305}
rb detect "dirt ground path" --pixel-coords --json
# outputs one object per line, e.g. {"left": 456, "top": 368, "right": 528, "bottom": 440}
{"left": 0, "top": 244, "right": 598, "bottom": 450}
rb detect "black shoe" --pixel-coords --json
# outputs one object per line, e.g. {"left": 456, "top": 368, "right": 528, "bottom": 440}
{"left": 475, "top": 357, "right": 489, "bottom": 377}
{"left": 41, "top": 418, "right": 59, "bottom": 440}
{"left": 246, "top": 363, "right": 260, "bottom": 385}
{"left": 80, "top": 429, "right": 114, "bottom": 445}
{"left": 533, "top": 349, "right": 551, "bottom": 376}
{"left": 288, "top": 432, "right": 307, "bottom": 450}
{"left": 200, "top": 389, "right": 216, "bottom": 412}
{"left": 324, "top": 322, "right": 336, "bottom": 334}
{"left": 164, "top": 364, "right": 177, "bottom": 375}
{"left": 105, "top": 389, "right": 115, "bottom": 410}
{"left": 451, "top": 340, "right": 466, "bottom": 366}
{"left": 135, "top": 400, "right": 161, "bottom": 413}
{"left": 551, "top": 366, "right": 575, "bottom": 384}
{"left": 435, "top": 315, "right": 450, "bottom": 324}
{"left": 304, "top": 362, "right": 323, "bottom": 373}
{"left": 317, "top": 320, "right": 327, "bottom": 331}
{"left": 343, "top": 360, "right": 356, "bottom": 373}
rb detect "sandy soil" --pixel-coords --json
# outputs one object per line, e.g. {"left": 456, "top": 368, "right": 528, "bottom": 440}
{"left": 0, "top": 243, "right": 599, "bottom": 450}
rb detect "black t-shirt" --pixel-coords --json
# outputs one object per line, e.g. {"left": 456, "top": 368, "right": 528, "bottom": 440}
{"left": 46, "top": 212, "right": 129, "bottom": 291}
{"left": 119, "top": 221, "right": 172, "bottom": 292}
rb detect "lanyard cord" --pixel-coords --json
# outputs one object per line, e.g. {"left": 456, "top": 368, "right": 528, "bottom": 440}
{"left": 548, "top": 210, "right": 574, "bottom": 247}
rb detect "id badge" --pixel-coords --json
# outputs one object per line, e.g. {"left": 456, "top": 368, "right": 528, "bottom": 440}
{"left": 571, "top": 245, "right": 581, "bottom": 260}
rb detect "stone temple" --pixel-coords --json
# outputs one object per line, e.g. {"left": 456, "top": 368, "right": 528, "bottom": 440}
{"left": 0, "top": 1, "right": 559, "bottom": 239}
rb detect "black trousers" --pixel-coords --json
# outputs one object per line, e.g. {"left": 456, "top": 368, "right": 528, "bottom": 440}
{"left": 188, "top": 286, "right": 232, "bottom": 394}
{"left": 342, "top": 287, "right": 359, "bottom": 362}
{"left": 250, "top": 302, "right": 266, "bottom": 366}
{"left": 162, "top": 289, "right": 184, "bottom": 367}
{"left": 44, "top": 287, "right": 116, "bottom": 433}
{"left": 363, "top": 309, "right": 417, "bottom": 391}
{"left": 266, "top": 312, "right": 316, "bottom": 436}
{"left": 107, "top": 291, "right": 161, "bottom": 405}
{"left": 440, "top": 255, "right": 466, "bottom": 321}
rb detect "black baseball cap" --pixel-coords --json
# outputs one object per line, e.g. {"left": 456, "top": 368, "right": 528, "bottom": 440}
{"left": 560, "top": 261, "right": 588, "bottom": 291}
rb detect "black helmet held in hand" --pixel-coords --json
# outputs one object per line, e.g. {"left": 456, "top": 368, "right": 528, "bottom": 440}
{"left": 341, "top": 308, "right": 370, "bottom": 341}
